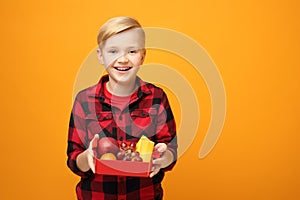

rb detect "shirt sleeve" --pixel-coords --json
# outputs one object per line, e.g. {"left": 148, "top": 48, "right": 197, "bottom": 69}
{"left": 154, "top": 90, "right": 178, "bottom": 172}
{"left": 67, "top": 94, "right": 93, "bottom": 178}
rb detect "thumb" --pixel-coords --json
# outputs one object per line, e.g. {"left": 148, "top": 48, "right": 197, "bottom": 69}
{"left": 154, "top": 143, "right": 167, "bottom": 153}
{"left": 87, "top": 152, "right": 96, "bottom": 173}
{"left": 90, "top": 134, "right": 99, "bottom": 150}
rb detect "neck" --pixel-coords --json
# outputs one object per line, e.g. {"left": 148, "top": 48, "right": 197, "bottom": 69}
{"left": 107, "top": 79, "right": 137, "bottom": 97}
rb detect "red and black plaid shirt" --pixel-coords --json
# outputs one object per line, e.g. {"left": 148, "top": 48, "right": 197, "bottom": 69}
{"left": 67, "top": 75, "right": 177, "bottom": 200}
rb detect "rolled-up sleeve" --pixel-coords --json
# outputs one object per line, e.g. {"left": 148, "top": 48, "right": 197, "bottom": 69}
{"left": 155, "top": 91, "right": 178, "bottom": 172}
{"left": 67, "top": 94, "right": 92, "bottom": 178}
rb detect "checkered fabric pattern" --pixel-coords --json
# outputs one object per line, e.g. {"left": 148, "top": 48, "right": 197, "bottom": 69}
{"left": 67, "top": 74, "right": 177, "bottom": 200}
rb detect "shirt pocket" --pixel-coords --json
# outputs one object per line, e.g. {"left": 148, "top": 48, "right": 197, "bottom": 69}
{"left": 86, "top": 112, "right": 114, "bottom": 136}
{"left": 96, "top": 112, "right": 113, "bottom": 121}
{"left": 130, "top": 108, "right": 157, "bottom": 137}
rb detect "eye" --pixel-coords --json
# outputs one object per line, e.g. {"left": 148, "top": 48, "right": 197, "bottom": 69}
{"left": 108, "top": 49, "right": 117, "bottom": 54}
{"left": 128, "top": 49, "right": 138, "bottom": 54}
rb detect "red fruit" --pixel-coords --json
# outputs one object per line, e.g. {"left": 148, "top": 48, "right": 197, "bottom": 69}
{"left": 129, "top": 142, "right": 136, "bottom": 151}
{"left": 131, "top": 151, "right": 139, "bottom": 158}
{"left": 120, "top": 141, "right": 128, "bottom": 150}
{"left": 97, "top": 137, "right": 119, "bottom": 156}
{"left": 131, "top": 156, "right": 143, "bottom": 162}
{"left": 116, "top": 151, "right": 126, "bottom": 160}
{"left": 123, "top": 155, "right": 132, "bottom": 161}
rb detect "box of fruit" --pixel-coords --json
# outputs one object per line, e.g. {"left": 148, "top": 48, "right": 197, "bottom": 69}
{"left": 94, "top": 136, "right": 156, "bottom": 177}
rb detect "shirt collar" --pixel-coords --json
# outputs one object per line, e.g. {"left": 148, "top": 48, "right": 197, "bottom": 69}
{"left": 87, "top": 74, "right": 152, "bottom": 99}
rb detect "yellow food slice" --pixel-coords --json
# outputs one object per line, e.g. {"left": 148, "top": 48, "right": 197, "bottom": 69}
{"left": 136, "top": 136, "right": 154, "bottom": 162}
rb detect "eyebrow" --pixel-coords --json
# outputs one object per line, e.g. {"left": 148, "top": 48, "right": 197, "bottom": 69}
{"left": 105, "top": 46, "right": 141, "bottom": 49}
{"left": 105, "top": 46, "right": 118, "bottom": 49}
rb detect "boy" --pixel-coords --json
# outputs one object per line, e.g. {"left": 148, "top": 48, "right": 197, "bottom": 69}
{"left": 67, "top": 16, "right": 177, "bottom": 200}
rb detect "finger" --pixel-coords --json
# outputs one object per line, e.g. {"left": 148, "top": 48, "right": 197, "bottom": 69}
{"left": 151, "top": 163, "right": 161, "bottom": 170}
{"left": 155, "top": 143, "right": 167, "bottom": 153}
{"left": 152, "top": 158, "right": 163, "bottom": 166}
{"left": 149, "top": 167, "right": 160, "bottom": 178}
{"left": 88, "top": 153, "right": 95, "bottom": 173}
{"left": 90, "top": 134, "right": 99, "bottom": 150}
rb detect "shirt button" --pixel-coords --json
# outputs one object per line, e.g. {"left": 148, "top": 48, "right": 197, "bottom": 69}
{"left": 119, "top": 115, "right": 122, "bottom": 120}
{"left": 120, "top": 178, "right": 124, "bottom": 182}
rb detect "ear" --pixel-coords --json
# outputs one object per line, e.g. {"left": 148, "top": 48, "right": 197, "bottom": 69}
{"left": 97, "top": 48, "right": 104, "bottom": 65}
{"left": 140, "top": 48, "right": 146, "bottom": 64}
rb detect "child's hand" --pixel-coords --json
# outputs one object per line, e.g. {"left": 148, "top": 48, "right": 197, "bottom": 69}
{"left": 87, "top": 134, "right": 99, "bottom": 173}
{"left": 150, "top": 143, "right": 173, "bottom": 178}
{"left": 76, "top": 134, "right": 99, "bottom": 173}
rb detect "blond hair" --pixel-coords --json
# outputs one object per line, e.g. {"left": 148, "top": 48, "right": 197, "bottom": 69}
{"left": 97, "top": 16, "right": 145, "bottom": 47}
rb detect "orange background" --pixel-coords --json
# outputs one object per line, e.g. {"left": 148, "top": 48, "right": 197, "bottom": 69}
{"left": 1, "top": 0, "right": 300, "bottom": 199}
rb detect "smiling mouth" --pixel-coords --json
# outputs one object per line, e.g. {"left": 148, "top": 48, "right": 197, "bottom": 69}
{"left": 114, "top": 67, "right": 132, "bottom": 71}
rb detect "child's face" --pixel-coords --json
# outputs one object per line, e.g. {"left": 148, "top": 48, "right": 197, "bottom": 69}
{"left": 98, "top": 28, "right": 146, "bottom": 85}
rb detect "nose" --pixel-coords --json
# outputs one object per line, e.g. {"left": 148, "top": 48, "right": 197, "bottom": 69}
{"left": 117, "top": 54, "right": 129, "bottom": 63}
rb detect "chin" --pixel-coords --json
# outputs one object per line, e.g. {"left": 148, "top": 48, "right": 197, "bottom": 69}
{"left": 111, "top": 69, "right": 138, "bottom": 79}
{"left": 109, "top": 73, "right": 137, "bottom": 84}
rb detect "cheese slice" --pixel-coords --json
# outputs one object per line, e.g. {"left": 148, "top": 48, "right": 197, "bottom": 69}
{"left": 136, "top": 136, "right": 154, "bottom": 162}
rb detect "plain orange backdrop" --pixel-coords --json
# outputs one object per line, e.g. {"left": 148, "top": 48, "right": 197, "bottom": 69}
{"left": 1, "top": 0, "right": 300, "bottom": 199}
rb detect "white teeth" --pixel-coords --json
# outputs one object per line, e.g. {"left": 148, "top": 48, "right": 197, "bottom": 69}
{"left": 115, "top": 67, "right": 131, "bottom": 71}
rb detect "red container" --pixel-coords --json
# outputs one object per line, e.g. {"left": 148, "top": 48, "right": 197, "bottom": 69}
{"left": 95, "top": 158, "right": 152, "bottom": 177}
